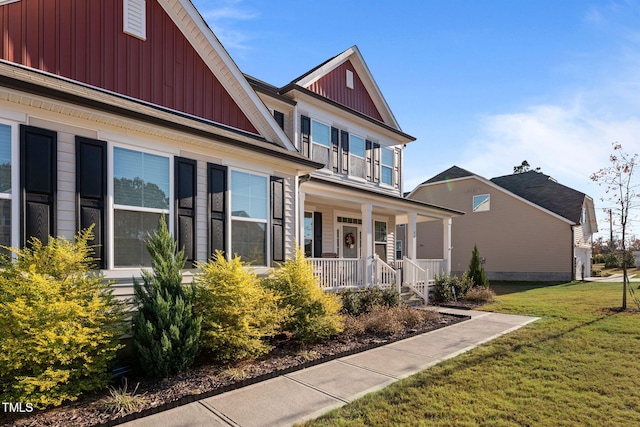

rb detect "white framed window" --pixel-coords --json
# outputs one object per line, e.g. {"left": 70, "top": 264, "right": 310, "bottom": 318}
{"left": 396, "top": 240, "right": 403, "bottom": 260}
{"left": 304, "top": 211, "right": 313, "bottom": 258}
{"left": 0, "top": 122, "right": 15, "bottom": 254}
{"left": 349, "top": 134, "right": 365, "bottom": 179}
{"left": 374, "top": 220, "right": 387, "bottom": 262}
{"left": 112, "top": 146, "right": 170, "bottom": 267}
{"left": 231, "top": 170, "right": 268, "bottom": 266}
{"left": 311, "top": 120, "right": 331, "bottom": 168}
{"left": 473, "top": 194, "right": 490, "bottom": 212}
{"left": 381, "top": 147, "right": 393, "bottom": 186}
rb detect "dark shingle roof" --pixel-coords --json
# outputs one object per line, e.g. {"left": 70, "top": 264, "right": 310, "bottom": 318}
{"left": 490, "top": 171, "right": 585, "bottom": 224}
{"left": 422, "top": 166, "right": 475, "bottom": 184}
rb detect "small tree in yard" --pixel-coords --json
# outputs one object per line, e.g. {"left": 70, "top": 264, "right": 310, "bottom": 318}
{"left": 132, "top": 216, "right": 201, "bottom": 378}
{"left": 591, "top": 142, "right": 640, "bottom": 310}
{"left": 468, "top": 244, "right": 489, "bottom": 288}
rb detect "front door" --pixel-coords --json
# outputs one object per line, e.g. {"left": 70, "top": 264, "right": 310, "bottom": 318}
{"left": 342, "top": 225, "right": 358, "bottom": 258}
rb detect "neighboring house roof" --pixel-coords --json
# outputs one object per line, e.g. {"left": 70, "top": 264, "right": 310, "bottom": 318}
{"left": 416, "top": 166, "right": 592, "bottom": 226}
{"left": 422, "top": 166, "right": 475, "bottom": 184}
{"left": 490, "top": 171, "right": 587, "bottom": 225}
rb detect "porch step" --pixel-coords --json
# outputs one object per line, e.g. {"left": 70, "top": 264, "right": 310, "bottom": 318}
{"left": 400, "top": 287, "right": 425, "bottom": 307}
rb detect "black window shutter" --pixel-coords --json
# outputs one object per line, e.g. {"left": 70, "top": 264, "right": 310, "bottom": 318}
{"left": 340, "top": 131, "right": 349, "bottom": 175}
{"left": 331, "top": 127, "right": 339, "bottom": 173}
{"left": 373, "top": 142, "right": 381, "bottom": 183}
{"left": 207, "top": 163, "right": 227, "bottom": 259}
{"left": 301, "top": 115, "right": 311, "bottom": 157}
{"left": 20, "top": 125, "right": 56, "bottom": 247}
{"left": 393, "top": 148, "right": 401, "bottom": 189}
{"left": 365, "top": 140, "right": 373, "bottom": 181}
{"left": 313, "top": 211, "right": 322, "bottom": 257}
{"left": 76, "top": 136, "right": 107, "bottom": 269}
{"left": 274, "top": 110, "right": 285, "bottom": 130}
{"left": 271, "top": 176, "right": 285, "bottom": 263}
{"left": 175, "top": 157, "right": 197, "bottom": 267}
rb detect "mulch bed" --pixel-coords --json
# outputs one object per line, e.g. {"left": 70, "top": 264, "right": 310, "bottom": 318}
{"left": 2, "top": 310, "right": 469, "bottom": 427}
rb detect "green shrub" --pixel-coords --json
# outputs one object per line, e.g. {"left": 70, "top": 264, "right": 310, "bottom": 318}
{"left": 131, "top": 216, "right": 201, "bottom": 378}
{"left": 604, "top": 253, "right": 621, "bottom": 268}
{"left": 432, "top": 273, "right": 473, "bottom": 303}
{"left": 337, "top": 287, "right": 400, "bottom": 316}
{"left": 195, "top": 251, "right": 287, "bottom": 361}
{"left": 592, "top": 253, "right": 606, "bottom": 264}
{"left": 468, "top": 244, "right": 489, "bottom": 287}
{"left": 0, "top": 229, "right": 126, "bottom": 409}
{"left": 264, "top": 247, "right": 344, "bottom": 342}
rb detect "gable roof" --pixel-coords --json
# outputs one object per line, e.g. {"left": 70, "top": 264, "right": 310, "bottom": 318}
{"left": 490, "top": 171, "right": 587, "bottom": 224}
{"left": 281, "top": 46, "right": 402, "bottom": 131}
{"left": 0, "top": 0, "right": 294, "bottom": 151}
{"left": 422, "top": 166, "right": 475, "bottom": 184}
{"left": 413, "top": 166, "right": 591, "bottom": 225}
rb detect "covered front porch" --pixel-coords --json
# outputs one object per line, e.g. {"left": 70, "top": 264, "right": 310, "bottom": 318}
{"left": 298, "top": 177, "right": 463, "bottom": 302}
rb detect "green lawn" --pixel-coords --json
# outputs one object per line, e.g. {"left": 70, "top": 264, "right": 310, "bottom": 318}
{"left": 300, "top": 281, "right": 640, "bottom": 427}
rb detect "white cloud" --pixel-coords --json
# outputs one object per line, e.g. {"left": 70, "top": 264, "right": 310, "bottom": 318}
{"left": 191, "top": 0, "right": 259, "bottom": 53}
{"left": 459, "top": 98, "right": 640, "bottom": 235}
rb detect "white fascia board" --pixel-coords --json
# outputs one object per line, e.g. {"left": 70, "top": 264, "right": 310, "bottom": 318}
{"left": 159, "top": 0, "right": 296, "bottom": 151}
{"left": 411, "top": 175, "right": 577, "bottom": 226}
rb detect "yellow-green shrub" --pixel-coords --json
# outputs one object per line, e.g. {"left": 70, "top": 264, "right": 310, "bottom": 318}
{"left": 0, "top": 229, "right": 126, "bottom": 409}
{"left": 264, "top": 247, "right": 344, "bottom": 342}
{"left": 194, "top": 251, "right": 288, "bottom": 361}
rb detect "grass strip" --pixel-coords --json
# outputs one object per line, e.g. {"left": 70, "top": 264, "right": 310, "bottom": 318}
{"left": 300, "top": 281, "right": 640, "bottom": 427}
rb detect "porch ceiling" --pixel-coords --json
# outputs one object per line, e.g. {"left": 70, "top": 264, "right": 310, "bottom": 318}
{"left": 301, "top": 178, "right": 463, "bottom": 222}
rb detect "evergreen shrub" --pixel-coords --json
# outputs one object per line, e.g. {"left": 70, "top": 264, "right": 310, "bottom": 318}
{"left": 264, "top": 247, "right": 344, "bottom": 342}
{"left": 0, "top": 229, "right": 126, "bottom": 408}
{"left": 337, "top": 287, "right": 399, "bottom": 316}
{"left": 195, "top": 251, "right": 287, "bottom": 361}
{"left": 131, "top": 217, "right": 201, "bottom": 378}
{"left": 432, "top": 273, "right": 473, "bottom": 303}
{"left": 468, "top": 244, "right": 489, "bottom": 287}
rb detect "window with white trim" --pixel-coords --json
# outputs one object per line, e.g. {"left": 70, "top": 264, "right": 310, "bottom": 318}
{"left": 374, "top": 220, "right": 387, "bottom": 262}
{"left": 311, "top": 120, "right": 330, "bottom": 168}
{"left": 473, "top": 194, "right": 490, "bottom": 212}
{"left": 0, "top": 123, "right": 12, "bottom": 253}
{"left": 113, "top": 147, "right": 170, "bottom": 267}
{"left": 231, "top": 170, "right": 268, "bottom": 266}
{"left": 304, "top": 211, "right": 313, "bottom": 258}
{"left": 381, "top": 147, "right": 393, "bottom": 186}
{"left": 349, "top": 134, "right": 365, "bottom": 179}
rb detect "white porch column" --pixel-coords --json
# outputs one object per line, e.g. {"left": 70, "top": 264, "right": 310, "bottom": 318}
{"left": 443, "top": 218, "right": 452, "bottom": 274}
{"left": 298, "top": 190, "right": 306, "bottom": 252}
{"left": 361, "top": 203, "right": 373, "bottom": 285}
{"left": 406, "top": 212, "right": 417, "bottom": 260}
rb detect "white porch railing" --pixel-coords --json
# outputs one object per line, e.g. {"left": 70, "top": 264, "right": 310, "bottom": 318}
{"left": 310, "top": 258, "right": 365, "bottom": 289}
{"left": 400, "top": 257, "right": 429, "bottom": 304}
{"left": 372, "top": 254, "right": 401, "bottom": 292}
{"left": 395, "top": 259, "right": 445, "bottom": 283}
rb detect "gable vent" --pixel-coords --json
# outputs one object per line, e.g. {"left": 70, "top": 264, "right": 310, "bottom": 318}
{"left": 346, "top": 69, "right": 354, "bottom": 89}
{"left": 123, "top": 0, "right": 146, "bottom": 40}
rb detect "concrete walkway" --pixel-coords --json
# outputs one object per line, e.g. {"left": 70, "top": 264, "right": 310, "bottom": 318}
{"left": 121, "top": 309, "right": 538, "bottom": 427}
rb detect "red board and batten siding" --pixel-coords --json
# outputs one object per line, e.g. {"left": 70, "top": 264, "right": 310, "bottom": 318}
{"left": 306, "top": 60, "right": 384, "bottom": 123}
{"left": 0, "top": 0, "right": 258, "bottom": 134}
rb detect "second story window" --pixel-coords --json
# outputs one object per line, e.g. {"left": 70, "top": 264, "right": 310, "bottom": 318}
{"left": 381, "top": 147, "right": 393, "bottom": 186}
{"left": 311, "top": 120, "right": 330, "bottom": 168}
{"left": 349, "top": 134, "right": 365, "bottom": 179}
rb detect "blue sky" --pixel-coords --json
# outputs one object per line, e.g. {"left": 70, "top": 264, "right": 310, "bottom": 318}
{"left": 191, "top": 0, "right": 640, "bottom": 237}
